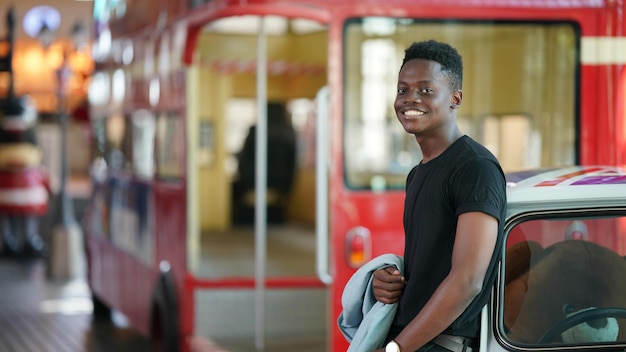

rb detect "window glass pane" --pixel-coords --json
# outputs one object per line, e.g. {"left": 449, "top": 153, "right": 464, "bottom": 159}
{"left": 91, "top": 117, "right": 107, "bottom": 159}
{"left": 502, "top": 215, "right": 626, "bottom": 347}
{"left": 344, "top": 19, "right": 577, "bottom": 190}
{"left": 131, "top": 109, "right": 156, "bottom": 178}
{"left": 104, "top": 113, "right": 128, "bottom": 171}
{"left": 156, "top": 112, "right": 184, "bottom": 179}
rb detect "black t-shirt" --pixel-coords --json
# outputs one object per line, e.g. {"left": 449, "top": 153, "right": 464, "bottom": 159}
{"left": 389, "top": 135, "right": 507, "bottom": 340}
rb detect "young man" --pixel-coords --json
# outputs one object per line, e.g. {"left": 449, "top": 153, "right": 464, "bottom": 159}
{"left": 373, "top": 40, "right": 507, "bottom": 352}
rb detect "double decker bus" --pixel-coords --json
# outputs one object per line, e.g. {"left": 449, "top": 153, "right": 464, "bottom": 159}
{"left": 84, "top": 0, "right": 626, "bottom": 351}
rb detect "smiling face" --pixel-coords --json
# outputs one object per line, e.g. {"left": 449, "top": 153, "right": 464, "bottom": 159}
{"left": 394, "top": 58, "right": 462, "bottom": 137}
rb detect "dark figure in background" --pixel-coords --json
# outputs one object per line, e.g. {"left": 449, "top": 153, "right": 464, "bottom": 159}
{"left": 0, "top": 95, "right": 49, "bottom": 256}
{"left": 232, "top": 102, "right": 297, "bottom": 225}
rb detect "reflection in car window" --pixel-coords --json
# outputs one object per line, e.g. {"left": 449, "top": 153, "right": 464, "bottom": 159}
{"left": 502, "top": 217, "right": 626, "bottom": 347}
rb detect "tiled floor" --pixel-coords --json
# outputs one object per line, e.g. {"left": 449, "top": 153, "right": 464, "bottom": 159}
{"left": 0, "top": 257, "right": 152, "bottom": 352}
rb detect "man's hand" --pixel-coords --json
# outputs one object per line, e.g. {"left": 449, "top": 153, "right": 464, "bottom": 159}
{"left": 373, "top": 266, "right": 406, "bottom": 304}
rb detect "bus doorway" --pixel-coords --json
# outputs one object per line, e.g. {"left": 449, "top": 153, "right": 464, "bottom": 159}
{"left": 186, "top": 15, "right": 329, "bottom": 351}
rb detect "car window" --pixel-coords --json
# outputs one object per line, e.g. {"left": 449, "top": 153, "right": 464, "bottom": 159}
{"left": 501, "top": 216, "right": 626, "bottom": 347}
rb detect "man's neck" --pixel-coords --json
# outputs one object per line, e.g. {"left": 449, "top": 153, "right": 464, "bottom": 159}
{"left": 417, "top": 129, "right": 463, "bottom": 164}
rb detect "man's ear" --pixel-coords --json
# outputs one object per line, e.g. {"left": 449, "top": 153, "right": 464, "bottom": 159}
{"left": 450, "top": 90, "right": 463, "bottom": 109}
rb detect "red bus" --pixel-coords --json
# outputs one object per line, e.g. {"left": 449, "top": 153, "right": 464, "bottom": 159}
{"left": 84, "top": 0, "right": 626, "bottom": 351}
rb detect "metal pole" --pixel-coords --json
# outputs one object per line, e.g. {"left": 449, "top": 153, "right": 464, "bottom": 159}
{"left": 46, "top": 44, "right": 85, "bottom": 282}
{"left": 57, "top": 86, "right": 76, "bottom": 227}
{"left": 254, "top": 16, "right": 268, "bottom": 351}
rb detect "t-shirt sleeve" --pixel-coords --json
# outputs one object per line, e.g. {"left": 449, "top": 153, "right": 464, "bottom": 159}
{"left": 451, "top": 157, "right": 506, "bottom": 221}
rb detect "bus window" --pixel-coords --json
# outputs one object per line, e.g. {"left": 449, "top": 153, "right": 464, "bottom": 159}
{"left": 131, "top": 110, "right": 156, "bottom": 179}
{"left": 191, "top": 15, "right": 326, "bottom": 232}
{"left": 155, "top": 112, "right": 185, "bottom": 179}
{"left": 104, "top": 113, "right": 127, "bottom": 170}
{"left": 343, "top": 19, "right": 577, "bottom": 189}
{"left": 91, "top": 117, "right": 106, "bottom": 161}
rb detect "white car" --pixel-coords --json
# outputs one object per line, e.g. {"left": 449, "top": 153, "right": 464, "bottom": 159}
{"left": 481, "top": 165, "right": 626, "bottom": 351}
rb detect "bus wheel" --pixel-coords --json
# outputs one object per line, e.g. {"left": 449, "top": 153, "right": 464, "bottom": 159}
{"left": 91, "top": 293, "right": 112, "bottom": 320}
{"left": 150, "top": 263, "right": 180, "bottom": 352}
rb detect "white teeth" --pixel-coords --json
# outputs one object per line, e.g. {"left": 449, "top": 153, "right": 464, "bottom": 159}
{"left": 404, "top": 110, "right": 425, "bottom": 116}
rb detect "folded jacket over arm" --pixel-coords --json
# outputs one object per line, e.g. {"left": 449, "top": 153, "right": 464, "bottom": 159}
{"left": 337, "top": 253, "right": 404, "bottom": 352}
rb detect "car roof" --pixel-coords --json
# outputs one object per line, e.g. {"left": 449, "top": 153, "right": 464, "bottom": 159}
{"left": 505, "top": 165, "right": 626, "bottom": 216}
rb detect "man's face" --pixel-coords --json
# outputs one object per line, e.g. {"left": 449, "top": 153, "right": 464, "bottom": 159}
{"left": 394, "top": 58, "right": 461, "bottom": 136}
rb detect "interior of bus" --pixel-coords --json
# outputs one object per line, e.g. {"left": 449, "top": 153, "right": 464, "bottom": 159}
{"left": 185, "top": 15, "right": 328, "bottom": 348}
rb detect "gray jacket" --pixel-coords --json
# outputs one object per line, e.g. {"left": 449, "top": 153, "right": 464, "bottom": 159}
{"left": 337, "top": 253, "right": 404, "bottom": 352}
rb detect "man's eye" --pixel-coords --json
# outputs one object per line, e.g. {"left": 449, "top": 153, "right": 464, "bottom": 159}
{"left": 420, "top": 88, "right": 433, "bottom": 94}
{"left": 397, "top": 88, "right": 407, "bottom": 95}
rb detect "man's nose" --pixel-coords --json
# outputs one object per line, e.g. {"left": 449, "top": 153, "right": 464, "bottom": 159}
{"left": 410, "top": 90, "right": 422, "bottom": 102}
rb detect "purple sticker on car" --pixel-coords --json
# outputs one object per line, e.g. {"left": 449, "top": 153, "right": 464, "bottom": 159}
{"left": 571, "top": 175, "right": 626, "bottom": 185}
